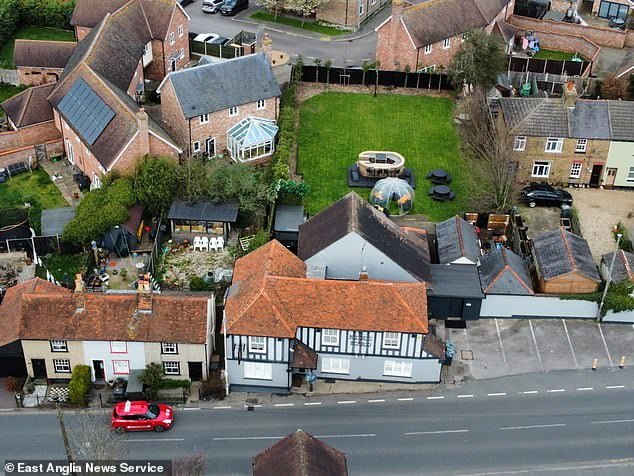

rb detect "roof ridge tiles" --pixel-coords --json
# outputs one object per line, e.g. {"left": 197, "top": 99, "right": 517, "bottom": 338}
{"left": 559, "top": 227, "right": 577, "bottom": 272}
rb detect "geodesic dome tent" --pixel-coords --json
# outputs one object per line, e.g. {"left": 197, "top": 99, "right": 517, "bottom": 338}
{"left": 369, "top": 178, "right": 415, "bottom": 216}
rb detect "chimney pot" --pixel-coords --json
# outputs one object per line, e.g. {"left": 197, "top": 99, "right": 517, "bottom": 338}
{"left": 359, "top": 266, "right": 369, "bottom": 281}
{"left": 136, "top": 275, "right": 153, "bottom": 313}
{"left": 74, "top": 273, "right": 85, "bottom": 310}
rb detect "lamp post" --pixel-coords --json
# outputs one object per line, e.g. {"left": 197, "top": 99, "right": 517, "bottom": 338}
{"left": 597, "top": 232, "right": 622, "bottom": 322}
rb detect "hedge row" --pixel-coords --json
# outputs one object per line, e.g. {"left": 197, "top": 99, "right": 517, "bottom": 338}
{"left": 68, "top": 364, "right": 91, "bottom": 406}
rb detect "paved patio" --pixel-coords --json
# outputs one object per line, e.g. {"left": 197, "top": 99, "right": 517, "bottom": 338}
{"left": 40, "top": 160, "right": 84, "bottom": 207}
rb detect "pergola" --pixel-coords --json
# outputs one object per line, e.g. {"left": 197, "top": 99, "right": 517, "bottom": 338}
{"left": 227, "top": 116, "right": 278, "bottom": 163}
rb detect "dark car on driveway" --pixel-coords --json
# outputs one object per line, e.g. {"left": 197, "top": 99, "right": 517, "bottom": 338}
{"left": 220, "top": 0, "right": 248, "bottom": 15}
{"left": 520, "top": 183, "right": 573, "bottom": 208}
{"left": 179, "top": 0, "right": 196, "bottom": 6}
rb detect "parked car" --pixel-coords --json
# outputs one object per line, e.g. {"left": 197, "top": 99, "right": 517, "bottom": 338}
{"left": 520, "top": 183, "right": 573, "bottom": 208}
{"left": 202, "top": 0, "right": 224, "bottom": 13}
{"left": 207, "top": 35, "right": 231, "bottom": 46}
{"left": 220, "top": 0, "right": 248, "bottom": 16}
{"left": 179, "top": 0, "right": 196, "bottom": 6}
{"left": 193, "top": 33, "right": 220, "bottom": 44}
{"left": 111, "top": 400, "right": 174, "bottom": 433}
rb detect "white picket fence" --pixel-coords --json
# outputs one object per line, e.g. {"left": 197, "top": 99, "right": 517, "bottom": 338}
{"left": 0, "top": 69, "right": 19, "bottom": 86}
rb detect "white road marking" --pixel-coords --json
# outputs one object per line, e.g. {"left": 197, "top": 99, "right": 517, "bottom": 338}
{"left": 213, "top": 406, "right": 232, "bottom": 409}
{"left": 304, "top": 402, "right": 322, "bottom": 406}
{"left": 244, "top": 404, "right": 262, "bottom": 408}
{"left": 427, "top": 396, "right": 445, "bottom": 400}
{"left": 592, "top": 419, "right": 634, "bottom": 425}
{"left": 494, "top": 319, "right": 508, "bottom": 368}
{"left": 548, "top": 389, "right": 565, "bottom": 393}
{"left": 606, "top": 385, "right": 625, "bottom": 389}
{"left": 337, "top": 400, "right": 356, "bottom": 404}
{"left": 368, "top": 399, "right": 385, "bottom": 403}
{"left": 528, "top": 320, "right": 544, "bottom": 371}
{"left": 457, "top": 394, "right": 474, "bottom": 398}
{"left": 500, "top": 424, "right": 565, "bottom": 431}
{"left": 129, "top": 438, "right": 185, "bottom": 442}
{"left": 274, "top": 403, "right": 294, "bottom": 407}
{"left": 522, "top": 391, "right": 539, "bottom": 394}
{"left": 314, "top": 433, "right": 376, "bottom": 438}
{"left": 183, "top": 407, "right": 201, "bottom": 411}
{"left": 577, "top": 387, "right": 593, "bottom": 391}
{"left": 405, "top": 429, "right": 470, "bottom": 435}
{"left": 562, "top": 319, "right": 579, "bottom": 369}
{"left": 598, "top": 323, "right": 614, "bottom": 367}
{"left": 487, "top": 393, "right": 506, "bottom": 397}
{"left": 398, "top": 397, "right": 414, "bottom": 401}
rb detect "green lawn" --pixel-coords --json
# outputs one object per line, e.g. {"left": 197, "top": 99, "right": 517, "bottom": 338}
{"left": 0, "top": 168, "right": 69, "bottom": 234}
{"left": 250, "top": 11, "right": 348, "bottom": 36}
{"left": 0, "top": 84, "right": 27, "bottom": 115}
{"left": 0, "top": 25, "right": 75, "bottom": 69}
{"left": 297, "top": 92, "right": 467, "bottom": 221}
{"left": 36, "top": 252, "right": 87, "bottom": 284}
{"left": 532, "top": 49, "right": 582, "bottom": 61}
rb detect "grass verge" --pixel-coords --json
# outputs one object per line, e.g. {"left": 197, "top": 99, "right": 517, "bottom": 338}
{"left": 250, "top": 11, "right": 348, "bottom": 36}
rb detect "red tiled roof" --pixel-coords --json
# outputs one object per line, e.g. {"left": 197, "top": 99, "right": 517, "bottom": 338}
{"left": 225, "top": 240, "right": 428, "bottom": 338}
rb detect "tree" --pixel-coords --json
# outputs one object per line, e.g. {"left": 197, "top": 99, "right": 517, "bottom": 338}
{"left": 373, "top": 59, "right": 381, "bottom": 97}
{"left": 0, "top": 0, "right": 19, "bottom": 52}
{"left": 600, "top": 73, "right": 628, "bottom": 99}
{"left": 176, "top": 159, "right": 210, "bottom": 204}
{"left": 403, "top": 64, "right": 411, "bottom": 88}
{"left": 173, "top": 453, "right": 206, "bottom": 476}
{"left": 289, "top": 0, "right": 330, "bottom": 25}
{"left": 456, "top": 87, "right": 517, "bottom": 212}
{"left": 68, "top": 365, "right": 92, "bottom": 406}
{"left": 324, "top": 59, "right": 332, "bottom": 87}
{"left": 133, "top": 155, "right": 179, "bottom": 216}
{"left": 255, "top": 0, "right": 287, "bottom": 19}
{"left": 67, "top": 412, "right": 127, "bottom": 460}
{"left": 448, "top": 29, "right": 506, "bottom": 90}
{"left": 313, "top": 58, "right": 321, "bottom": 82}
{"left": 361, "top": 60, "right": 371, "bottom": 86}
{"left": 139, "top": 363, "right": 164, "bottom": 401}
{"left": 628, "top": 74, "right": 634, "bottom": 100}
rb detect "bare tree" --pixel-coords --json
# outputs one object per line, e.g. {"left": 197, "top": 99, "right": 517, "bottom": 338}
{"left": 456, "top": 87, "right": 517, "bottom": 212}
{"left": 173, "top": 453, "right": 206, "bottom": 476}
{"left": 600, "top": 73, "right": 628, "bottom": 100}
{"left": 67, "top": 412, "right": 127, "bottom": 460}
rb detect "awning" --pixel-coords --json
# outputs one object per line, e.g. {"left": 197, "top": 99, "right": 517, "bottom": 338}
{"left": 290, "top": 340, "right": 318, "bottom": 370}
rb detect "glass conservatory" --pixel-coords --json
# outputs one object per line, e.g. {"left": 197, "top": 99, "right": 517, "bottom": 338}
{"left": 227, "top": 116, "right": 279, "bottom": 163}
{"left": 369, "top": 178, "right": 415, "bottom": 216}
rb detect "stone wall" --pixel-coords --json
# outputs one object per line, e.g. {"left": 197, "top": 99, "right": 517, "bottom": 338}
{"left": 0, "top": 121, "right": 61, "bottom": 152}
{"left": 0, "top": 139, "right": 63, "bottom": 169}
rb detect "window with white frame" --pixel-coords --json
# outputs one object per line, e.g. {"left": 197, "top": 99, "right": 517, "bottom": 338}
{"left": 192, "top": 141, "right": 201, "bottom": 153}
{"left": 53, "top": 359, "right": 71, "bottom": 373}
{"left": 178, "top": 24, "right": 184, "bottom": 37}
{"left": 161, "top": 343, "right": 178, "bottom": 354}
{"left": 424, "top": 44, "right": 432, "bottom": 54}
{"left": 513, "top": 136, "right": 526, "bottom": 151}
{"left": 359, "top": 3, "right": 364, "bottom": 14}
{"left": 244, "top": 362, "right": 272, "bottom": 380}
{"left": 229, "top": 106, "right": 238, "bottom": 116}
{"left": 110, "top": 341, "right": 127, "bottom": 353}
{"left": 169, "top": 32, "right": 175, "bottom": 45}
{"left": 545, "top": 137, "right": 564, "bottom": 153}
{"left": 383, "top": 360, "right": 413, "bottom": 377}
{"left": 50, "top": 340, "right": 68, "bottom": 352}
{"left": 200, "top": 113, "right": 209, "bottom": 124}
{"left": 321, "top": 357, "right": 350, "bottom": 374}
{"left": 249, "top": 336, "right": 266, "bottom": 353}
{"left": 163, "top": 361, "right": 180, "bottom": 375}
{"left": 383, "top": 332, "right": 400, "bottom": 349}
{"left": 627, "top": 166, "right": 634, "bottom": 183}
{"left": 569, "top": 162, "right": 582, "bottom": 179}
{"left": 92, "top": 174, "right": 102, "bottom": 190}
{"left": 575, "top": 139, "right": 588, "bottom": 153}
{"left": 321, "top": 329, "right": 340, "bottom": 346}
{"left": 442, "top": 38, "right": 451, "bottom": 49}
{"left": 113, "top": 360, "right": 130, "bottom": 374}
{"left": 65, "top": 139, "right": 75, "bottom": 164}
{"left": 371, "top": 0, "right": 376, "bottom": 5}
{"left": 531, "top": 161, "right": 551, "bottom": 178}
{"left": 256, "top": 99, "right": 266, "bottom": 110}
{"left": 179, "top": 48, "right": 185, "bottom": 59}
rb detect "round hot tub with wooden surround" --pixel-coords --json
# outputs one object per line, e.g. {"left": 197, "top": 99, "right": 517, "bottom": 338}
{"left": 357, "top": 151, "right": 405, "bottom": 178}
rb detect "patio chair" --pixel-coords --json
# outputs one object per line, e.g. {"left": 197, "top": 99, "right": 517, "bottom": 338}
{"left": 193, "top": 236, "right": 203, "bottom": 251}
{"left": 201, "top": 236, "right": 210, "bottom": 252}
{"left": 209, "top": 237, "right": 218, "bottom": 252}
{"left": 216, "top": 236, "right": 225, "bottom": 251}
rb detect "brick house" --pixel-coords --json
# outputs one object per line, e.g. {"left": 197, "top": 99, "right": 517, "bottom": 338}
{"left": 158, "top": 53, "right": 281, "bottom": 162}
{"left": 0, "top": 84, "right": 63, "bottom": 169}
{"left": 13, "top": 40, "right": 76, "bottom": 86}
{"left": 316, "top": 0, "right": 390, "bottom": 30}
{"left": 376, "top": 0, "right": 514, "bottom": 71}
{"left": 0, "top": 277, "right": 215, "bottom": 382}
{"left": 498, "top": 90, "right": 634, "bottom": 187}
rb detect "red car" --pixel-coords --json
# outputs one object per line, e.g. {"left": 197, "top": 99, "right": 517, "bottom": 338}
{"left": 111, "top": 400, "right": 174, "bottom": 433}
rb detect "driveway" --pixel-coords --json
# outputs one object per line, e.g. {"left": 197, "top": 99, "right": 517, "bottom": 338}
{"left": 569, "top": 189, "right": 634, "bottom": 263}
{"left": 182, "top": 3, "right": 379, "bottom": 65}
{"left": 444, "top": 319, "right": 634, "bottom": 380}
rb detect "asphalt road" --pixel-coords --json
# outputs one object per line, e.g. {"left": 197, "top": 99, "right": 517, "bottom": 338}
{"left": 2, "top": 369, "right": 634, "bottom": 475}
{"left": 184, "top": 3, "right": 377, "bottom": 65}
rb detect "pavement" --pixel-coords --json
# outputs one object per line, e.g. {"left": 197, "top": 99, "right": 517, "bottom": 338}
{"left": 2, "top": 368, "right": 634, "bottom": 475}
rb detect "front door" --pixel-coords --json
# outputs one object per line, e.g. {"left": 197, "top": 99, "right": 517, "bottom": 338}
{"left": 605, "top": 168, "right": 617, "bottom": 187}
{"left": 170, "top": 58, "right": 177, "bottom": 71}
{"left": 32, "top": 359, "right": 47, "bottom": 379}
{"left": 589, "top": 164, "right": 604, "bottom": 187}
{"left": 205, "top": 137, "right": 216, "bottom": 157}
{"left": 188, "top": 362, "right": 203, "bottom": 382}
{"left": 92, "top": 360, "right": 105, "bottom": 381}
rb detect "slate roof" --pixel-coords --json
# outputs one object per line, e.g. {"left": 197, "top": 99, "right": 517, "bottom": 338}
{"left": 13, "top": 40, "right": 76, "bottom": 69}
{"left": 163, "top": 53, "right": 281, "bottom": 119}
{"left": 70, "top": 0, "right": 129, "bottom": 27}
{"left": 499, "top": 98, "right": 634, "bottom": 140}
{"left": 479, "top": 248, "right": 534, "bottom": 295}
{"left": 428, "top": 264, "right": 484, "bottom": 298}
{"left": 41, "top": 207, "right": 77, "bottom": 236}
{"left": 298, "top": 192, "right": 431, "bottom": 282}
{"left": 401, "top": 0, "right": 508, "bottom": 48}
{"left": 225, "top": 240, "right": 429, "bottom": 338}
{"left": 601, "top": 250, "right": 634, "bottom": 283}
{"left": 436, "top": 216, "right": 481, "bottom": 264}
{"left": 0, "top": 278, "right": 210, "bottom": 347}
{"left": 253, "top": 429, "right": 348, "bottom": 476}
{"left": 168, "top": 200, "right": 239, "bottom": 223}
{"left": 1, "top": 84, "right": 56, "bottom": 128}
{"left": 532, "top": 228, "right": 600, "bottom": 282}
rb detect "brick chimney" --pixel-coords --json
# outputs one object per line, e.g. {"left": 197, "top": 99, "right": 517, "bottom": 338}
{"left": 563, "top": 81, "right": 577, "bottom": 109}
{"left": 359, "top": 266, "right": 369, "bottom": 281}
{"left": 73, "top": 273, "right": 85, "bottom": 311}
{"left": 136, "top": 273, "right": 153, "bottom": 313}
{"left": 137, "top": 107, "right": 151, "bottom": 156}
{"left": 388, "top": 0, "right": 406, "bottom": 70}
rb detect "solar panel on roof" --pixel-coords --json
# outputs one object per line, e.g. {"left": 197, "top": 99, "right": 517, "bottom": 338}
{"left": 57, "top": 78, "right": 115, "bottom": 146}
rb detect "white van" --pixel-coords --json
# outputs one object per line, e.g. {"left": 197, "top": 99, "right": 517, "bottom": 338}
{"left": 202, "top": 0, "right": 224, "bottom": 13}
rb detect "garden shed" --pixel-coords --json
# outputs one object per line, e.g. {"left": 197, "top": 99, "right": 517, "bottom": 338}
{"left": 227, "top": 116, "right": 278, "bottom": 163}
{"left": 532, "top": 228, "right": 600, "bottom": 294}
{"left": 273, "top": 205, "right": 305, "bottom": 252}
{"left": 168, "top": 200, "right": 238, "bottom": 241}
{"left": 41, "top": 207, "right": 76, "bottom": 237}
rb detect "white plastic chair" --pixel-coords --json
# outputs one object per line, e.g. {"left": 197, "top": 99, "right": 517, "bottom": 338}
{"left": 193, "top": 236, "right": 203, "bottom": 251}
{"left": 216, "top": 236, "right": 225, "bottom": 251}
{"left": 209, "top": 237, "right": 218, "bottom": 252}
{"left": 201, "top": 236, "right": 209, "bottom": 252}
